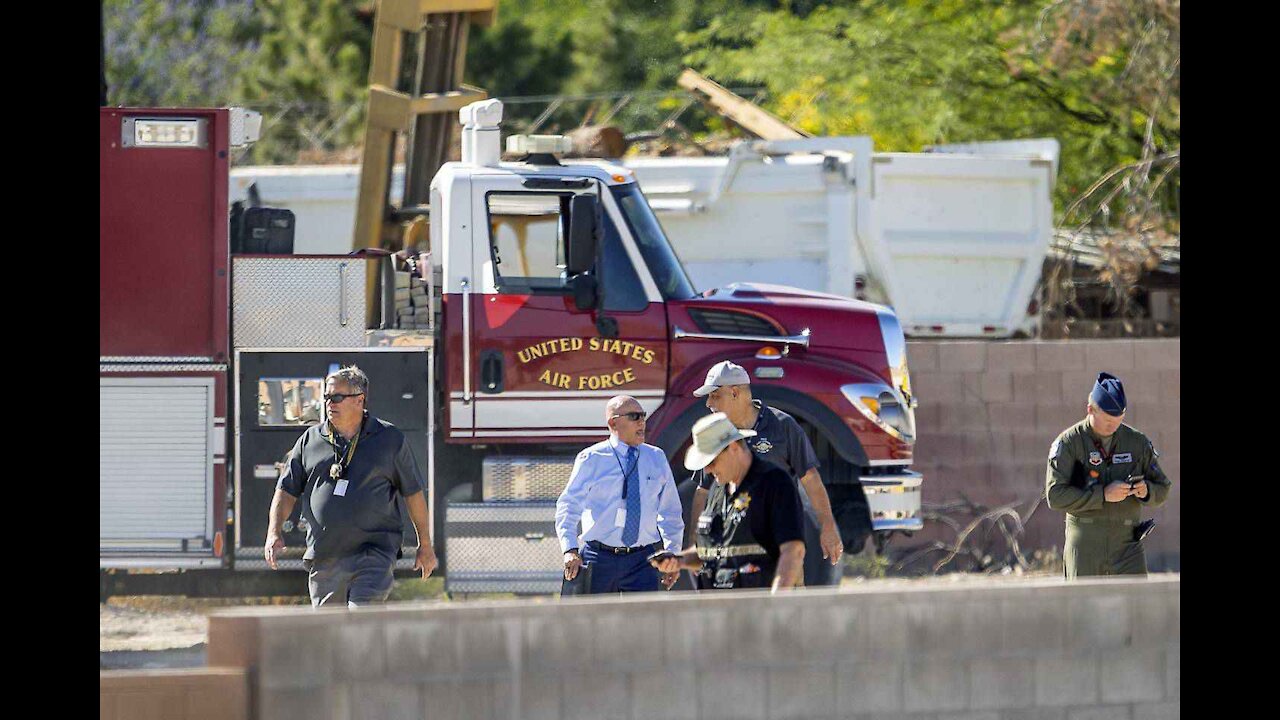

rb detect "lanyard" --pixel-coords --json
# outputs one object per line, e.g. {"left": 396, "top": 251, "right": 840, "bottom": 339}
{"left": 328, "top": 417, "right": 364, "bottom": 477}
{"left": 716, "top": 480, "right": 748, "bottom": 547}
{"left": 611, "top": 444, "right": 639, "bottom": 499}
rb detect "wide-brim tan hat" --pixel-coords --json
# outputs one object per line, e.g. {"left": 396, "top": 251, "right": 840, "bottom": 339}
{"left": 684, "top": 412, "right": 757, "bottom": 471}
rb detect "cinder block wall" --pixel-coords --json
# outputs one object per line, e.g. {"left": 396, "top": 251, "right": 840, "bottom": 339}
{"left": 904, "top": 339, "right": 1180, "bottom": 569}
{"left": 99, "top": 668, "right": 248, "bottom": 720}
{"left": 209, "top": 577, "right": 1179, "bottom": 720}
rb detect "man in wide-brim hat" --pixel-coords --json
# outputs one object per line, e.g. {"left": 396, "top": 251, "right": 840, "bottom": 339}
{"left": 652, "top": 413, "right": 805, "bottom": 591}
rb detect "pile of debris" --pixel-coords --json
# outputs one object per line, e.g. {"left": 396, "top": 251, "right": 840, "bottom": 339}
{"left": 1039, "top": 228, "right": 1180, "bottom": 339}
{"left": 887, "top": 494, "right": 1058, "bottom": 577}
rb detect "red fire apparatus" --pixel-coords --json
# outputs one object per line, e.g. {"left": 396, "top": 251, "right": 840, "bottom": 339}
{"left": 99, "top": 99, "right": 922, "bottom": 596}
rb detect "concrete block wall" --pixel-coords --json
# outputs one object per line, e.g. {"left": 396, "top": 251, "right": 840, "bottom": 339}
{"left": 208, "top": 576, "right": 1179, "bottom": 720}
{"left": 904, "top": 340, "right": 1180, "bottom": 569}
{"left": 99, "top": 668, "right": 248, "bottom": 720}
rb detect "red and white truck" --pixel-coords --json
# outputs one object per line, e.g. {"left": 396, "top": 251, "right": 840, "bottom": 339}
{"left": 100, "top": 100, "right": 922, "bottom": 594}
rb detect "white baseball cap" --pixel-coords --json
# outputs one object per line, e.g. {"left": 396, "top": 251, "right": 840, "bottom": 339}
{"left": 692, "top": 360, "right": 751, "bottom": 397}
{"left": 684, "top": 412, "right": 757, "bottom": 470}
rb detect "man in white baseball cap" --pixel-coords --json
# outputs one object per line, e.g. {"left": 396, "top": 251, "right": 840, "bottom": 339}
{"left": 685, "top": 360, "right": 846, "bottom": 588}
{"left": 653, "top": 413, "right": 805, "bottom": 591}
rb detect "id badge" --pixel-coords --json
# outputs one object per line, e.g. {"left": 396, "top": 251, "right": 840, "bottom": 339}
{"left": 614, "top": 508, "right": 627, "bottom": 527}
{"left": 334, "top": 479, "right": 349, "bottom": 497}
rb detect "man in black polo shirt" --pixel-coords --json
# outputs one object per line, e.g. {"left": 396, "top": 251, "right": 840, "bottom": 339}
{"left": 659, "top": 413, "right": 805, "bottom": 591}
{"left": 687, "top": 361, "right": 848, "bottom": 587}
{"left": 264, "top": 365, "right": 437, "bottom": 607}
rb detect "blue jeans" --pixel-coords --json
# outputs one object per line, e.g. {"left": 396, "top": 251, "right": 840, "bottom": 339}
{"left": 582, "top": 542, "right": 661, "bottom": 593}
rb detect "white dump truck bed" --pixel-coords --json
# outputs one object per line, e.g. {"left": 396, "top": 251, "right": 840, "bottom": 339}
{"left": 625, "top": 137, "right": 1059, "bottom": 337}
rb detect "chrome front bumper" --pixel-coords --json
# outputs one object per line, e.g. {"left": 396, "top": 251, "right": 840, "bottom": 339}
{"left": 860, "top": 470, "right": 924, "bottom": 532}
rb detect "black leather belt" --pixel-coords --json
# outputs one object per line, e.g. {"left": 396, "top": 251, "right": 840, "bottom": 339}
{"left": 588, "top": 540, "right": 658, "bottom": 555}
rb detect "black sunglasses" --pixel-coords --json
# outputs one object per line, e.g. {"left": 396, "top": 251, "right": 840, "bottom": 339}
{"left": 611, "top": 411, "right": 646, "bottom": 422}
{"left": 324, "top": 392, "right": 364, "bottom": 404}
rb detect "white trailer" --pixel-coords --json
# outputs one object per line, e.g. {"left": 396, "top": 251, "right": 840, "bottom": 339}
{"left": 230, "top": 136, "right": 1057, "bottom": 337}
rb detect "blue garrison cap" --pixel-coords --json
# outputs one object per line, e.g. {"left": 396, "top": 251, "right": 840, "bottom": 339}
{"left": 1090, "top": 372, "right": 1126, "bottom": 416}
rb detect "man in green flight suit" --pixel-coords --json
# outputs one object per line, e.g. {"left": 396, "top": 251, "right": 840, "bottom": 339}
{"left": 1045, "top": 372, "right": 1172, "bottom": 578}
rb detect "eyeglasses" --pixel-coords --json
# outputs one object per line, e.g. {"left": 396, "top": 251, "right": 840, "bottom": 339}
{"left": 324, "top": 392, "right": 364, "bottom": 404}
{"left": 611, "top": 411, "right": 646, "bottom": 422}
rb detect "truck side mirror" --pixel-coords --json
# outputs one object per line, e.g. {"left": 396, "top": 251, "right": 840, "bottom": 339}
{"left": 566, "top": 194, "right": 598, "bottom": 275}
{"left": 570, "top": 274, "right": 599, "bottom": 312}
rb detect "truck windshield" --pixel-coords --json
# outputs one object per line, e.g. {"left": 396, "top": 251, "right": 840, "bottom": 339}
{"left": 611, "top": 184, "right": 698, "bottom": 300}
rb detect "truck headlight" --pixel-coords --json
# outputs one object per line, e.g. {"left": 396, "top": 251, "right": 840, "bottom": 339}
{"left": 842, "top": 383, "right": 915, "bottom": 443}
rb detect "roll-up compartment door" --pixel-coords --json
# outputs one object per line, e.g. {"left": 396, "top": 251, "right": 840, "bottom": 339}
{"left": 100, "top": 377, "right": 213, "bottom": 551}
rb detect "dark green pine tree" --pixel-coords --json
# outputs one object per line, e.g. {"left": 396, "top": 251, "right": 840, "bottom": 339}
{"left": 233, "top": 0, "right": 372, "bottom": 164}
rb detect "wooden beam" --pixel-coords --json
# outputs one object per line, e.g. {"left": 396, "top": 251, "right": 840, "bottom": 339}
{"left": 367, "top": 85, "right": 412, "bottom": 131}
{"left": 379, "top": 0, "right": 424, "bottom": 32}
{"left": 410, "top": 86, "right": 488, "bottom": 116}
{"left": 419, "top": 0, "right": 498, "bottom": 25}
{"left": 369, "top": 5, "right": 406, "bottom": 85}
{"left": 355, "top": 125, "right": 395, "bottom": 253}
{"left": 677, "top": 68, "right": 809, "bottom": 141}
{"left": 368, "top": 85, "right": 489, "bottom": 133}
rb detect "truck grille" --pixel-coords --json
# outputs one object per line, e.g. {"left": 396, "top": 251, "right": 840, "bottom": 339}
{"left": 481, "top": 456, "right": 577, "bottom": 502}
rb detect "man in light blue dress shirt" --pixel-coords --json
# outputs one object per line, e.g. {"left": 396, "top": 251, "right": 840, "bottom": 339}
{"left": 556, "top": 395, "right": 685, "bottom": 593}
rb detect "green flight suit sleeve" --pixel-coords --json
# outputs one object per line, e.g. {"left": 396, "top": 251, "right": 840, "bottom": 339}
{"left": 1045, "top": 434, "right": 1104, "bottom": 513}
{"left": 1138, "top": 439, "right": 1171, "bottom": 507}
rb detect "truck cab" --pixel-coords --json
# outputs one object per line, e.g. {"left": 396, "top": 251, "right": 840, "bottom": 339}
{"left": 434, "top": 101, "right": 921, "bottom": 591}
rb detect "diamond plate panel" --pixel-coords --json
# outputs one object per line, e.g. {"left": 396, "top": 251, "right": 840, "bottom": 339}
{"left": 233, "top": 257, "right": 369, "bottom": 348}
{"left": 101, "top": 364, "right": 228, "bottom": 373}
{"left": 445, "top": 502, "right": 562, "bottom": 594}
{"left": 446, "top": 573, "right": 561, "bottom": 594}
{"left": 482, "top": 456, "right": 577, "bottom": 502}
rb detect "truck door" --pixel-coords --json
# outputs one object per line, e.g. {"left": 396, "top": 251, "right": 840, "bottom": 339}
{"left": 460, "top": 177, "right": 668, "bottom": 442}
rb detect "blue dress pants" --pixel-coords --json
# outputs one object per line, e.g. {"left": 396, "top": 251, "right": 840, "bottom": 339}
{"left": 582, "top": 542, "right": 661, "bottom": 593}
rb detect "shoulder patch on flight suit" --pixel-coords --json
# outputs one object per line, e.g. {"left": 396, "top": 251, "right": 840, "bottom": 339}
{"left": 1049, "top": 438, "right": 1062, "bottom": 459}
{"left": 1088, "top": 451, "right": 1102, "bottom": 466}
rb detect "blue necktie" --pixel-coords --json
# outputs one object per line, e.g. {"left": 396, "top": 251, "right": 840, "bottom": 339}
{"left": 621, "top": 446, "right": 641, "bottom": 546}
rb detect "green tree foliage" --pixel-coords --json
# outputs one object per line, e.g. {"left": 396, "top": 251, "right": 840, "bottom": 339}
{"left": 103, "top": 0, "right": 1178, "bottom": 226}
{"left": 233, "top": 0, "right": 372, "bottom": 164}
{"left": 681, "top": 0, "right": 1179, "bottom": 220}
{"left": 103, "top": 0, "right": 259, "bottom": 107}
{"left": 465, "top": 0, "right": 771, "bottom": 131}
